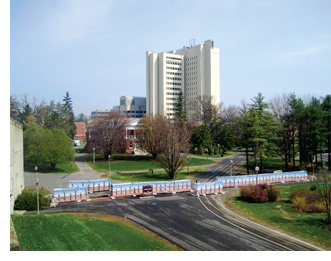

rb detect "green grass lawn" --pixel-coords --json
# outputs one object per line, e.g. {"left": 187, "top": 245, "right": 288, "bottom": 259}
{"left": 89, "top": 156, "right": 216, "bottom": 172}
{"left": 224, "top": 184, "right": 331, "bottom": 249}
{"left": 106, "top": 168, "right": 207, "bottom": 182}
{"left": 24, "top": 161, "right": 79, "bottom": 174}
{"left": 11, "top": 213, "right": 180, "bottom": 251}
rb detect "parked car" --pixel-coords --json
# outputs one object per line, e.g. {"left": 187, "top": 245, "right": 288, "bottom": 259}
{"left": 73, "top": 140, "right": 80, "bottom": 146}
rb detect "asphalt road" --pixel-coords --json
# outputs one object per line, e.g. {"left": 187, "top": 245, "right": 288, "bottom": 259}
{"left": 41, "top": 191, "right": 323, "bottom": 251}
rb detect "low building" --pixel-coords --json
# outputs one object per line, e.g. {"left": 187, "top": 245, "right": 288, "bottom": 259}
{"left": 85, "top": 116, "right": 141, "bottom": 155}
{"left": 74, "top": 122, "right": 86, "bottom": 141}
{"left": 112, "top": 96, "right": 146, "bottom": 118}
{"left": 10, "top": 118, "right": 24, "bottom": 214}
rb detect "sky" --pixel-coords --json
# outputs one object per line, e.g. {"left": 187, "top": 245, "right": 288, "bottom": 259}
{"left": 8, "top": 0, "right": 331, "bottom": 117}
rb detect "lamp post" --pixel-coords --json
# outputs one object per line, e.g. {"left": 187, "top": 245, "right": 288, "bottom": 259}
{"left": 312, "top": 159, "right": 315, "bottom": 176}
{"left": 195, "top": 147, "right": 198, "bottom": 155}
{"left": 218, "top": 144, "right": 220, "bottom": 155}
{"left": 206, "top": 148, "right": 209, "bottom": 160}
{"left": 108, "top": 154, "right": 111, "bottom": 174}
{"left": 93, "top": 147, "right": 95, "bottom": 163}
{"left": 230, "top": 159, "right": 233, "bottom": 176}
{"left": 255, "top": 166, "right": 260, "bottom": 191}
{"left": 35, "top": 166, "right": 39, "bottom": 214}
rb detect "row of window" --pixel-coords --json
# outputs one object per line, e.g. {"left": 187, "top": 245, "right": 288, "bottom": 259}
{"left": 123, "top": 111, "right": 146, "bottom": 114}
{"left": 186, "top": 61, "right": 197, "bottom": 66}
{"left": 166, "top": 61, "right": 182, "bottom": 66}
{"left": 166, "top": 87, "right": 181, "bottom": 91}
{"left": 166, "top": 77, "right": 181, "bottom": 81}
{"left": 167, "top": 113, "right": 176, "bottom": 116}
{"left": 187, "top": 56, "right": 197, "bottom": 61}
{"left": 166, "top": 82, "right": 181, "bottom": 86}
{"left": 166, "top": 103, "right": 175, "bottom": 106}
{"left": 166, "top": 71, "right": 181, "bottom": 76}
{"left": 166, "top": 56, "right": 182, "bottom": 61}
{"left": 166, "top": 92, "right": 180, "bottom": 96}
{"left": 166, "top": 97, "right": 177, "bottom": 100}
{"left": 166, "top": 66, "right": 182, "bottom": 71}
{"left": 166, "top": 108, "right": 175, "bottom": 111}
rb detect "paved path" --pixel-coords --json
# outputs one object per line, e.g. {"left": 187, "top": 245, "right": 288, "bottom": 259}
{"left": 24, "top": 154, "right": 106, "bottom": 192}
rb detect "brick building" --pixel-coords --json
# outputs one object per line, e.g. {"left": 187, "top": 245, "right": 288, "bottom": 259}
{"left": 74, "top": 122, "right": 86, "bottom": 141}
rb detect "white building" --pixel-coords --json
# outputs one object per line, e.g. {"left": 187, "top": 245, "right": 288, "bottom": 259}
{"left": 146, "top": 40, "right": 220, "bottom": 119}
{"left": 112, "top": 96, "right": 146, "bottom": 118}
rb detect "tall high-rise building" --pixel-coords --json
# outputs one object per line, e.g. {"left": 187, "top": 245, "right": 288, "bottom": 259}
{"left": 146, "top": 40, "right": 220, "bottom": 119}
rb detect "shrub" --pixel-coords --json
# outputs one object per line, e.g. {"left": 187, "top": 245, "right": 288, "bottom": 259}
{"left": 266, "top": 185, "right": 280, "bottom": 202}
{"left": 14, "top": 188, "right": 51, "bottom": 211}
{"left": 290, "top": 189, "right": 327, "bottom": 213}
{"left": 240, "top": 184, "right": 280, "bottom": 203}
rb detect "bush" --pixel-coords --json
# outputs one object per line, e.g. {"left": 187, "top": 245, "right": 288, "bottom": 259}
{"left": 14, "top": 188, "right": 51, "bottom": 211}
{"left": 266, "top": 185, "right": 280, "bottom": 202}
{"left": 240, "top": 184, "right": 280, "bottom": 203}
{"left": 290, "top": 189, "right": 326, "bottom": 213}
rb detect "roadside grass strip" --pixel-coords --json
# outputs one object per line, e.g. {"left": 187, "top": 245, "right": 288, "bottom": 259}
{"left": 11, "top": 213, "right": 181, "bottom": 251}
{"left": 224, "top": 184, "right": 331, "bottom": 250}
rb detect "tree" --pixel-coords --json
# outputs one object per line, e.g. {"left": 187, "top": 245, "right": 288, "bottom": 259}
{"left": 75, "top": 113, "right": 88, "bottom": 123}
{"left": 238, "top": 100, "right": 252, "bottom": 175}
{"left": 24, "top": 123, "right": 74, "bottom": 169}
{"left": 158, "top": 119, "right": 190, "bottom": 179}
{"left": 322, "top": 95, "right": 331, "bottom": 170}
{"left": 188, "top": 95, "right": 224, "bottom": 133}
{"left": 88, "top": 111, "right": 128, "bottom": 159}
{"left": 270, "top": 93, "right": 293, "bottom": 172}
{"left": 62, "top": 91, "right": 76, "bottom": 139}
{"left": 248, "top": 93, "right": 281, "bottom": 173}
{"left": 212, "top": 125, "right": 235, "bottom": 156}
{"left": 174, "top": 91, "right": 187, "bottom": 121}
{"left": 316, "top": 173, "right": 331, "bottom": 223}
{"left": 136, "top": 114, "right": 164, "bottom": 159}
{"left": 190, "top": 124, "right": 213, "bottom": 154}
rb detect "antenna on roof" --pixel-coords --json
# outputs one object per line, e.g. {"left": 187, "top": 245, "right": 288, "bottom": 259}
{"left": 189, "top": 38, "right": 196, "bottom": 47}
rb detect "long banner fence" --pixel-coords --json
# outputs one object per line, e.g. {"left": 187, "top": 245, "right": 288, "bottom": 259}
{"left": 215, "top": 171, "right": 308, "bottom": 187}
{"left": 67, "top": 179, "right": 111, "bottom": 193}
{"left": 111, "top": 180, "right": 192, "bottom": 197}
{"left": 53, "top": 187, "right": 89, "bottom": 203}
{"left": 194, "top": 181, "right": 223, "bottom": 195}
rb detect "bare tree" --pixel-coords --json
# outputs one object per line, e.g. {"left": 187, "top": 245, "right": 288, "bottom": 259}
{"left": 188, "top": 95, "right": 224, "bottom": 132}
{"left": 316, "top": 173, "right": 331, "bottom": 223}
{"left": 158, "top": 119, "right": 190, "bottom": 179}
{"left": 87, "top": 111, "right": 128, "bottom": 159}
{"left": 136, "top": 114, "right": 164, "bottom": 159}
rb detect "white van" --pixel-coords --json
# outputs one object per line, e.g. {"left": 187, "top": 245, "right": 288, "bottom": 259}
{"left": 73, "top": 140, "right": 80, "bottom": 146}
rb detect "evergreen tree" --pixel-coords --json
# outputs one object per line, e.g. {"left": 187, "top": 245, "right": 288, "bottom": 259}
{"left": 62, "top": 92, "right": 76, "bottom": 139}
{"left": 174, "top": 91, "right": 187, "bottom": 121}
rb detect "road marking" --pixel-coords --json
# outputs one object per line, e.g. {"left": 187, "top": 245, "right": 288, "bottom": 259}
{"left": 198, "top": 196, "right": 296, "bottom": 251}
{"left": 204, "top": 195, "right": 312, "bottom": 251}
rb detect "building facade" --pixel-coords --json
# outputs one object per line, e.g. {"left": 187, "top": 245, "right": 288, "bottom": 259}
{"left": 146, "top": 40, "right": 220, "bottom": 119}
{"left": 10, "top": 118, "right": 24, "bottom": 214}
{"left": 74, "top": 122, "right": 86, "bottom": 141}
{"left": 112, "top": 96, "right": 146, "bottom": 118}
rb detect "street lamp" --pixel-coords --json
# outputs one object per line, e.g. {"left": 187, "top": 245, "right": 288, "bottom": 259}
{"left": 93, "top": 147, "right": 95, "bottom": 163}
{"left": 312, "top": 159, "right": 315, "bottom": 176}
{"left": 35, "top": 166, "right": 39, "bottom": 214}
{"left": 218, "top": 144, "right": 220, "bottom": 155}
{"left": 230, "top": 159, "right": 233, "bottom": 176}
{"left": 255, "top": 166, "right": 260, "bottom": 191}
{"left": 195, "top": 147, "right": 198, "bottom": 155}
{"left": 206, "top": 148, "right": 209, "bottom": 160}
{"left": 108, "top": 154, "right": 111, "bottom": 174}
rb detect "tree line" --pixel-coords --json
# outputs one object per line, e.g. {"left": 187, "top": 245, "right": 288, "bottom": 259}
{"left": 11, "top": 92, "right": 77, "bottom": 169}
{"left": 136, "top": 91, "right": 330, "bottom": 178}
